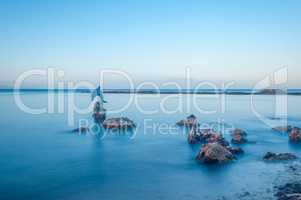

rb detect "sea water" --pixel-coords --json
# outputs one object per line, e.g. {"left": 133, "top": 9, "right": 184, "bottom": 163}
{"left": 0, "top": 92, "right": 300, "bottom": 199}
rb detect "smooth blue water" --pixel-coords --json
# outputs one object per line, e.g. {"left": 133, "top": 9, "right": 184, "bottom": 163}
{"left": 0, "top": 92, "right": 301, "bottom": 199}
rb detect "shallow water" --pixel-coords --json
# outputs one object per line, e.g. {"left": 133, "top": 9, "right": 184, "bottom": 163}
{"left": 0, "top": 92, "right": 300, "bottom": 200}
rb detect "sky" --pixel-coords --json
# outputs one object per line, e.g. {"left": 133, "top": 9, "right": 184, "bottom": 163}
{"left": 0, "top": 0, "right": 300, "bottom": 88}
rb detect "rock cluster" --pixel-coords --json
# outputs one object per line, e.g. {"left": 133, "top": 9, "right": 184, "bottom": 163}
{"left": 183, "top": 115, "right": 244, "bottom": 164}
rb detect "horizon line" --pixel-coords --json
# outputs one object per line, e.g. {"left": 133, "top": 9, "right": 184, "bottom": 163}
{"left": 1, "top": 88, "right": 301, "bottom": 95}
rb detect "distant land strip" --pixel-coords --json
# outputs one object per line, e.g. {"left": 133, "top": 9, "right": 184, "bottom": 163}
{"left": 1, "top": 88, "right": 301, "bottom": 95}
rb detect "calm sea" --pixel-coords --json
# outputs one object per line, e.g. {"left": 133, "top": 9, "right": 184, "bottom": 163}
{"left": 0, "top": 92, "right": 300, "bottom": 199}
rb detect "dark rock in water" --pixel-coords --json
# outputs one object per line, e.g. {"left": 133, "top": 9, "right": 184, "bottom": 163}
{"left": 187, "top": 127, "right": 200, "bottom": 144}
{"left": 93, "top": 101, "right": 102, "bottom": 113}
{"left": 230, "top": 129, "right": 248, "bottom": 144}
{"left": 176, "top": 114, "right": 198, "bottom": 128}
{"left": 227, "top": 147, "right": 244, "bottom": 155}
{"left": 72, "top": 127, "right": 90, "bottom": 133}
{"left": 263, "top": 152, "right": 297, "bottom": 161}
{"left": 196, "top": 142, "right": 234, "bottom": 164}
{"left": 188, "top": 128, "right": 230, "bottom": 147}
{"left": 272, "top": 125, "right": 293, "bottom": 133}
{"left": 92, "top": 101, "right": 106, "bottom": 124}
{"left": 275, "top": 182, "right": 301, "bottom": 200}
{"left": 198, "top": 131, "right": 212, "bottom": 141}
{"left": 93, "top": 112, "right": 106, "bottom": 124}
{"left": 187, "top": 133, "right": 199, "bottom": 144}
{"left": 103, "top": 117, "right": 136, "bottom": 129}
{"left": 206, "top": 132, "right": 230, "bottom": 147}
{"left": 196, "top": 130, "right": 230, "bottom": 147}
{"left": 289, "top": 127, "right": 301, "bottom": 143}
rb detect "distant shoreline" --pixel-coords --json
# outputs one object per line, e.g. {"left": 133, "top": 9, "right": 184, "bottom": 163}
{"left": 1, "top": 88, "right": 301, "bottom": 95}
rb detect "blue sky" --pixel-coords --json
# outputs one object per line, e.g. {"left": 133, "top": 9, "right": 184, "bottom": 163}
{"left": 0, "top": 0, "right": 300, "bottom": 88}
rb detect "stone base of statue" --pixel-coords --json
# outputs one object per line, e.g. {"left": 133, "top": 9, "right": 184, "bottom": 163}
{"left": 102, "top": 117, "right": 136, "bottom": 129}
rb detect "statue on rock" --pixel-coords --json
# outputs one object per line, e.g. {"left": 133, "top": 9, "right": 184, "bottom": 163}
{"left": 91, "top": 85, "right": 136, "bottom": 130}
{"left": 91, "top": 86, "right": 107, "bottom": 124}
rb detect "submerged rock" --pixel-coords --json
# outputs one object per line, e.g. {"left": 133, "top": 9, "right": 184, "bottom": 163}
{"left": 272, "top": 125, "right": 293, "bottom": 133}
{"left": 263, "top": 152, "right": 297, "bottom": 161}
{"left": 289, "top": 127, "right": 301, "bottom": 143}
{"left": 196, "top": 142, "right": 234, "bottom": 164}
{"left": 187, "top": 127, "right": 200, "bottom": 144}
{"left": 231, "top": 129, "right": 248, "bottom": 144}
{"left": 176, "top": 114, "right": 198, "bottom": 128}
{"left": 103, "top": 117, "right": 136, "bottom": 129}
{"left": 227, "top": 147, "right": 244, "bottom": 155}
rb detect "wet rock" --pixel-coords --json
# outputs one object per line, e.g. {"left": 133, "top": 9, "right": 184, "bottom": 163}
{"left": 195, "top": 142, "right": 234, "bottom": 164}
{"left": 92, "top": 100, "right": 107, "bottom": 124}
{"left": 227, "top": 147, "right": 244, "bottom": 155}
{"left": 93, "top": 112, "right": 106, "bottom": 124}
{"left": 196, "top": 131, "right": 230, "bottom": 146}
{"left": 198, "top": 131, "right": 212, "bottom": 141}
{"left": 275, "top": 182, "right": 301, "bottom": 200}
{"left": 103, "top": 117, "right": 136, "bottom": 129}
{"left": 187, "top": 127, "right": 200, "bottom": 144}
{"left": 289, "top": 127, "right": 301, "bottom": 143}
{"left": 206, "top": 132, "right": 230, "bottom": 147}
{"left": 72, "top": 127, "right": 89, "bottom": 133}
{"left": 263, "top": 152, "right": 297, "bottom": 161}
{"left": 187, "top": 133, "right": 199, "bottom": 144}
{"left": 231, "top": 129, "right": 248, "bottom": 144}
{"left": 176, "top": 114, "right": 198, "bottom": 128}
{"left": 188, "top": 128, "right": 230, "bottom": 147}
{"left": 272, "top": 126, "right": 293, "bottom": 133}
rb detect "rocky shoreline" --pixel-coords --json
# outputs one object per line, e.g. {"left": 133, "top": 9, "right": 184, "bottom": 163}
{"left": 177, "top": 115, "right": 301, "bottom": 199}
{"left": 176, "top": 115, "right": 300, "bottom": 166}
{"left": 71, "top": 112, "right": 301, "bottom": 199}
